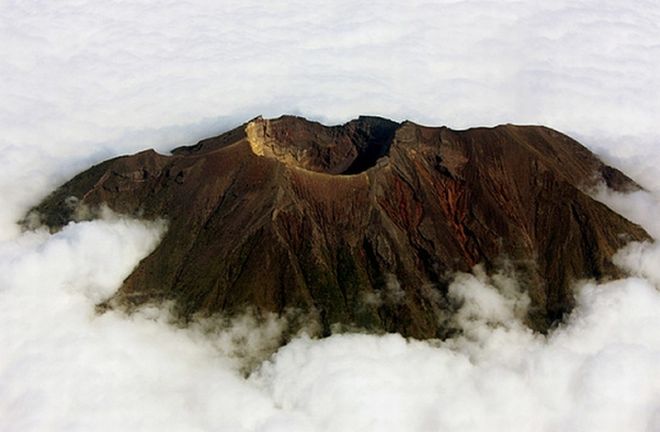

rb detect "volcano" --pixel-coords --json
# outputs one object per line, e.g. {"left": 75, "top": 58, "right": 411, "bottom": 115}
{"left": 30, "top": 115, "right": 651, "bottom": 338}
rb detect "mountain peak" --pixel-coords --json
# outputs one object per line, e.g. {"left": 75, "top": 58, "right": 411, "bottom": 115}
{"left": 29, "top": 115, "right": 651, "bottom": 339}
{"left": 242, "top": 115, "right": 399, "bottom": 175}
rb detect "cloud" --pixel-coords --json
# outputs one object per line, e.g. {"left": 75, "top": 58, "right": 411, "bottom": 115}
{"left": 253, "top": 275, "right": 660, "bottom": 432}
{"left": 0, "top": 215, "right": 282, "bottom": 431}
{"left": 1, "top": 0, "right": 660, "bottom": 431}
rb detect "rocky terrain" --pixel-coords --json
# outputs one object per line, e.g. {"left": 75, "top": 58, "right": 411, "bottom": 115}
{"left": 30, "top": 115, "right": 651, "bottom": 338}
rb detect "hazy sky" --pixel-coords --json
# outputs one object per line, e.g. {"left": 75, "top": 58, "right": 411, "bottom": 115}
{"left": 1, "top": 1, "right": 659, "bottom": 431}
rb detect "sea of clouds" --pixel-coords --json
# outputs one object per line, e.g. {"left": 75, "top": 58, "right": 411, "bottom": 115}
{"left": 1, "top": 1, "right": 660, "bottom": 431}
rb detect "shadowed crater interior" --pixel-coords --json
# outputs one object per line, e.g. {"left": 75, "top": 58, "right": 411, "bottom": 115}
{"left": 245, "top": 115, "right": 399, "bottom": 174}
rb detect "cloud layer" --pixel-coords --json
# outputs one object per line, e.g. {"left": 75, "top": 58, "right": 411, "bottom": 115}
{"left": 1, "top": 1, "right": 659, "bottom": 431}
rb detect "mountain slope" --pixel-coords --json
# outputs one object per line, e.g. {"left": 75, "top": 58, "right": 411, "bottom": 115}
{"left": 30, "top": 115, "right": 651, "bottom": 337}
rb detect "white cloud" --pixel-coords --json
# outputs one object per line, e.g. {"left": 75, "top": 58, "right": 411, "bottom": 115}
{"left": 0, "top": 215, "right": 283, "bottom": 431}
{"left": 253, "top": 277, "right": 660, "bottom": 432}
{"left": 1, "top": 1, "right": 660, "bottom": 431}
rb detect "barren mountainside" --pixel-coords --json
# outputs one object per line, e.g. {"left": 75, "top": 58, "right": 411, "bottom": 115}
{"left": 31, "top": 115, "right": 651, "bottom": 338}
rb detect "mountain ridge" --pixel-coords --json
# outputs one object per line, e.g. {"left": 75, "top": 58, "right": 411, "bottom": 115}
{"left": 29, "top": 115, "right": 651, "bottom": 338}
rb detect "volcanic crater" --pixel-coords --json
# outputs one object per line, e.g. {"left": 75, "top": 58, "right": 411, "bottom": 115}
{"left": 30, "top": 115, "right": 651, "bottom": 339}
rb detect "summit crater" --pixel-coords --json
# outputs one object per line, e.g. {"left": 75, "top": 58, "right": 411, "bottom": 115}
{"left": 30, "top": 115, "right": 651, "bottom": 338}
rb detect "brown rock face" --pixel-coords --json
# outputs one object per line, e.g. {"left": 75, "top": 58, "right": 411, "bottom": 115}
{"left": 31, "top": 115, "right": 651, "bottom": 337}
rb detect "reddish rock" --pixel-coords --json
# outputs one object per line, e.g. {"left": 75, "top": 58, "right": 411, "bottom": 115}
{"left": 31, "top": 115, "right": 651, "bottom": 337}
